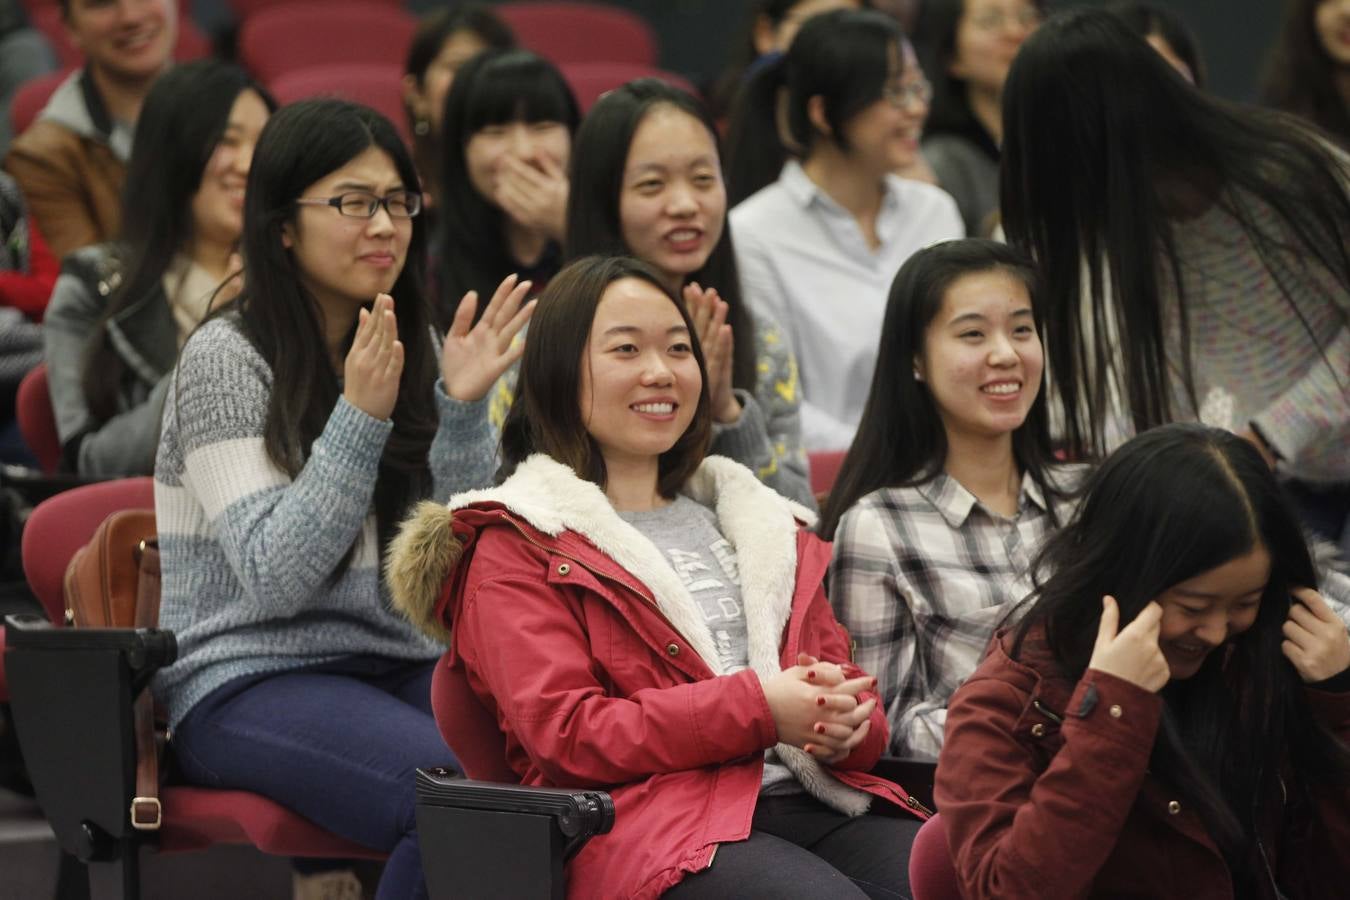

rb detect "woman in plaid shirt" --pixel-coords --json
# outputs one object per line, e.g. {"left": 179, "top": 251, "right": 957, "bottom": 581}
{"left": 820, "top": 239, "right": 1083, "bottom": 759}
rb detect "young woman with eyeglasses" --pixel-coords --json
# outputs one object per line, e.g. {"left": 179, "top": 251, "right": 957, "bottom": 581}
{"left": 152, "top": 99, "right": 531, "bottom": 900}
{"left": 910, "top": 0, "right": 1043, "bottom": 236}
{"left": 727, "top": 9, "right": 964, "bottom": 452}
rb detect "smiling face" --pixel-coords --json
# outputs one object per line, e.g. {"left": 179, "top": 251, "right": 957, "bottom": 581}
{"left": 917, "top": 268, "right": 1042, "bottom": 443}
{"left": 1154, "top": 545, "right": 1270, "bottom": 680}
{"left": 65, "top": 0, "right": 176, "bottom": 84}
{"left": 189, "top": 89, "right": 270, "bottom": 255}
{"left": 578, "top": 277, "right": 702, "bottom": 470}
{"left": 283, "top": 145, "right": 412, "bottom": 315}
{"left": 618, "top": 105, "right": 726, "bottom": 291}
{"left": 949, "top": 0, "right": 1041, "bottom": 94}
{"left": 840, "top": 41, "right": 928, "bottom": 174}
{"left": 1316, "top": 0, "right": 1350, "bottom": 67}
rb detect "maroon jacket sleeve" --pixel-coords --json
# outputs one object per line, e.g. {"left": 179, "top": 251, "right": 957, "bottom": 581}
{"left": 457, "top": 568, "right": 779, "bottom": 788}
{"left": 935, "top": 669, "right": 1162, "bottom": 900}
{"left": 1281, "top": 687, "right": 1350, "bottom": 890}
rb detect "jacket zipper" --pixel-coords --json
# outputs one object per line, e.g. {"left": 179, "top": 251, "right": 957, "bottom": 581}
{"left": 904, "top": 794, "right": 935, "bottom": 817}
{"left": 1032, "top": 699, "right": 1064, "bottom": 723}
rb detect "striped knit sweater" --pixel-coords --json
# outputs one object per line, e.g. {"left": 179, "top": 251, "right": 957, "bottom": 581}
{"left": 153, "top": 316, "right": 496, "bottom": 728}
{"left": 1169, "top": 191, "right": 1348, "bottom": 483}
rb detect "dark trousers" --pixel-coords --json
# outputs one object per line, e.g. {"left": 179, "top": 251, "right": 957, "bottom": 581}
{"left": 170, "top": 656, "right": 457, "bottom": 900}
{"left": 664, "top": 793, "right": 922, "bottom": 899}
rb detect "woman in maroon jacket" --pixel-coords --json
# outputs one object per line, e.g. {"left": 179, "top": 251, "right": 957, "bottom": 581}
{"left": 936, "top": 423, "right": 1350, "bottom": 899}
{"left": 390, "top": 255, "right": 926, "bottom": 898}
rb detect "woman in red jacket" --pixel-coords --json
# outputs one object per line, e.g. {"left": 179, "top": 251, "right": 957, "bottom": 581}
{"left": 391, "top": 254, "right": 926, "bottom": 898}
{"left": 936, "top": 423, "right": 1350, "bottom": 899}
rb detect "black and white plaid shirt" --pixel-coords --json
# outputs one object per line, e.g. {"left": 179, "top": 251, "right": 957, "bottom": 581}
{"left": 829, "top": 467, "right": 1085, "bottom": 760}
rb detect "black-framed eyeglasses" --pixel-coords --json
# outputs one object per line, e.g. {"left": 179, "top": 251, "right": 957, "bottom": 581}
{"left": 883, "top": 78, "right": 933, "bottom": 110}
{"left": 295, "top": 190, "right": 422, "bottom": 219}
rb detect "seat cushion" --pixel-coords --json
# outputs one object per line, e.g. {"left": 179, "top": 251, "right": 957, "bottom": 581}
{"left": 159, "top": 785, "right": 386, "bottom": 858}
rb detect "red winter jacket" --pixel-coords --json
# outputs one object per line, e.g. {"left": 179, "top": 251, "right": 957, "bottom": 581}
{"left": 936, "top": 625, "right": 1350, "bottom": 899}
{"left": 390, "top": 455, "right": 926, "bottom": 898}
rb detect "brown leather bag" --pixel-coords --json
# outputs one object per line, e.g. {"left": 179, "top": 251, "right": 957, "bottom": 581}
{"left": 62, "top": 508, "right": 164, "bottom": 830}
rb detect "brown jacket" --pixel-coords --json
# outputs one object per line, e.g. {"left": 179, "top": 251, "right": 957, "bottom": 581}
{"left": 3, "top": 70, "right": 127, "bottom": 258}
{"left": 936, "top": 626, "right": 1350, "bottom": 899}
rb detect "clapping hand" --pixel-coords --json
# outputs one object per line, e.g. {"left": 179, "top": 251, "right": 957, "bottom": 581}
{"left": 1282, "top": 588, "right": 1350, "bottom": 683}
{"left": 441, "top": 274, "right": 536, "bottom": 402}
{"left": 344, "top": 293, "right": 403, "bottom": 421}
{"left": 682, "top": 282, "right": 741, "bottom": 424}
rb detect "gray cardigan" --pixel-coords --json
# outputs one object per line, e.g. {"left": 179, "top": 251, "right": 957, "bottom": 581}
{"left": 43, "top": 243, "right": 175, "bottom": 476}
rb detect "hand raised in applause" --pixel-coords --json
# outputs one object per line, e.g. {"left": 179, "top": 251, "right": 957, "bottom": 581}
{"left": 344, "top": 293, "right": 403, "bottom": 421}
{"left": 682, "top": 282, "right": 741, "bottom": 424}
{"left": 1087, "top": 596, "right": 1170, "bottom": 692}
{"left": 441, "top": 274, "right": 536, "bottom": 402}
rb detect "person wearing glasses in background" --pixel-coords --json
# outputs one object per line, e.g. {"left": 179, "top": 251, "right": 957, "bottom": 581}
{"left": 727, "top": 9, "right": 963, "bottom": 453}
{"left": 153, "top": 99, "right": 531, "bottom": 900}
{"left": 911, "top": 0, "right": 1044, "bottom": 237}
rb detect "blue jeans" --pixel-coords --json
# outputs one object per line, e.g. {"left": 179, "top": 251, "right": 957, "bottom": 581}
{"left": 171, "top": 656, "right": 457, "bottom": 900}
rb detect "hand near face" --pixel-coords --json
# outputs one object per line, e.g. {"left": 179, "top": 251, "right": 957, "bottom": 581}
{"left": 441, "top": 274, "right": 536, "bottom": 402}
{"left": 495, "top": 155, "right": 569, "bottom": 242}
{"left": 682, "top": 282, "right": 741, "bottom": 424}
{"left": 1087, "top": 596, "right": 1171, "bottom": 693}
{"left": 1282, "top": 587, "right": 1350, "bottom": 683}
{"left": 343, "top": 293, "right": 403, "bottom": 421}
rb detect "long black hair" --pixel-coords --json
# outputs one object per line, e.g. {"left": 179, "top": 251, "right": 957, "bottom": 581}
{"left": 233, "top": 99, "right": 440, "bottom": 567}
{"left": 498, "top": 255, "right": 713, "bottom": 495}
{"left": 83, "top": 61, "right": 275, "bottom": 423}
{"left": 565, "top": 78, "right": 757, "bottom": 393}
{"left": 1262, "top": 0, "right": 1350, "bottom": 149}
{"left": 436, "top": 48, "right": 579, "bottom": 326}
{"left": 819, "top": 239, "right": 1064, "bottom": 539}
{"left": 1107, "top": 1, "right": 1205, "bottom": 87}
{"left": 912, "top": 0, "right": 1046, "bottom": 144}
{"left": 403, "top": 4, "right": 516, "bottom": 194}
{"left": 1013, "top": 424, "right": 1350, "bottom": 886}
{"left": 724, "top": 8, "right": 903, "bottom": 207}
{"left": 1002, "top": 8, "right": 1350, "bottom": 461}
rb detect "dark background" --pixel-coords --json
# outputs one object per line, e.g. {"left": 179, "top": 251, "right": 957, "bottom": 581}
{"left": 468, "top": 0, "right": 1285, "bottom": 104}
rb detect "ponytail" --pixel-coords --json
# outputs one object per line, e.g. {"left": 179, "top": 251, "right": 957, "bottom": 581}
{"left": 725, "top": 52, "right": 791, "bottom": 207}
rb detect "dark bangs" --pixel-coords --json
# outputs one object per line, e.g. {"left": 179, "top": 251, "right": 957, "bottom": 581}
{"left": 459, "top": 50, "right": 580, "bottom": 133}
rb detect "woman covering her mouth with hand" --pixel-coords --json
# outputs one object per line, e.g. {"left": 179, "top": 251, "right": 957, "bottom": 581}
{"left": 936, "top": 423, "right": 1350, "bottom": 899}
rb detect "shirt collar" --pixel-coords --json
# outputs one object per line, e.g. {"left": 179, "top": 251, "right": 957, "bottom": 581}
{"left": 918, "top": 470, "right": 1049, "bottom": 528}
{"left": 779, "top": 160, "right": 902, "bottom": 239}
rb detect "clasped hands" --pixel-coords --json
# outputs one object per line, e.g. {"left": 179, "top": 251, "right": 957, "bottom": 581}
{"left": 760, "top": 652, "right": 877, "bottom": 764}
{"left": 343, "top": 274, "right": 536, "bottom": 420}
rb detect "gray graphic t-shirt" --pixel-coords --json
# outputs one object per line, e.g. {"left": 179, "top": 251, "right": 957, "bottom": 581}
{"left": 620, "top": 495, "right": 800, "bottom": 794}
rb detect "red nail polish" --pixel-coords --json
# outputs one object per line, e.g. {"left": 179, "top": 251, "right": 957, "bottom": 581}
{"left": 816, "top": 696, "right": 826, "bottom": 706}
{"left": 804, "top": 744, "right": 815, "bottom": 754}
{"left": 807, "top": 671, "right": 816, "bottom": 680}
{"left": 815, "top": 724, "right": 825, "bottom": 734}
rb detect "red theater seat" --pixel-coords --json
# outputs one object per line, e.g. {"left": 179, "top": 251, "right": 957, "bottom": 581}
{"left": 239, "top": 1, "right": 415, "bottom": 85}
{"left": 269, "top": 62, "right": 409, "bottom": 145}
{"left": 15, "top": 364, "right": 60, "bottom": 476}
{"left": 560, "top": 61, "right": 698, "bottom": 113}
{"left": 498, "top": 1, "right": 658, "bottom": 66}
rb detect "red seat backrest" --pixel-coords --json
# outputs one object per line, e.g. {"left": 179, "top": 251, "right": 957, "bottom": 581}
{"left": 908, "top": 813, "right": 962, "bottom": 900}
{"left": 497, "top": 1, "right": 658, "bottom": 67}
{"left": 238, "top": 2, "right": 416, "bottom": 86}
{"left": 21, "top": 477, "right": 156, "bottom": 625}
{"left": 16, "top": 363, "right": 61, "bottom": 476}
{"left": 226, "top": 0, "right": 403, "bottom": 25}
{"left": 9, "top": 69, "right": 74, "bottom": 139}
{"left": 808, "top": 449, "right": 848, "bottom": 499}
{"left": 268, "top": 63, "right": 410, "bottom": 146}
{"left": 559, "top": 61, "right": 698, "bottom": 113}
{"left": 430, "top": 654, "right": 520, "bottom": 785}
